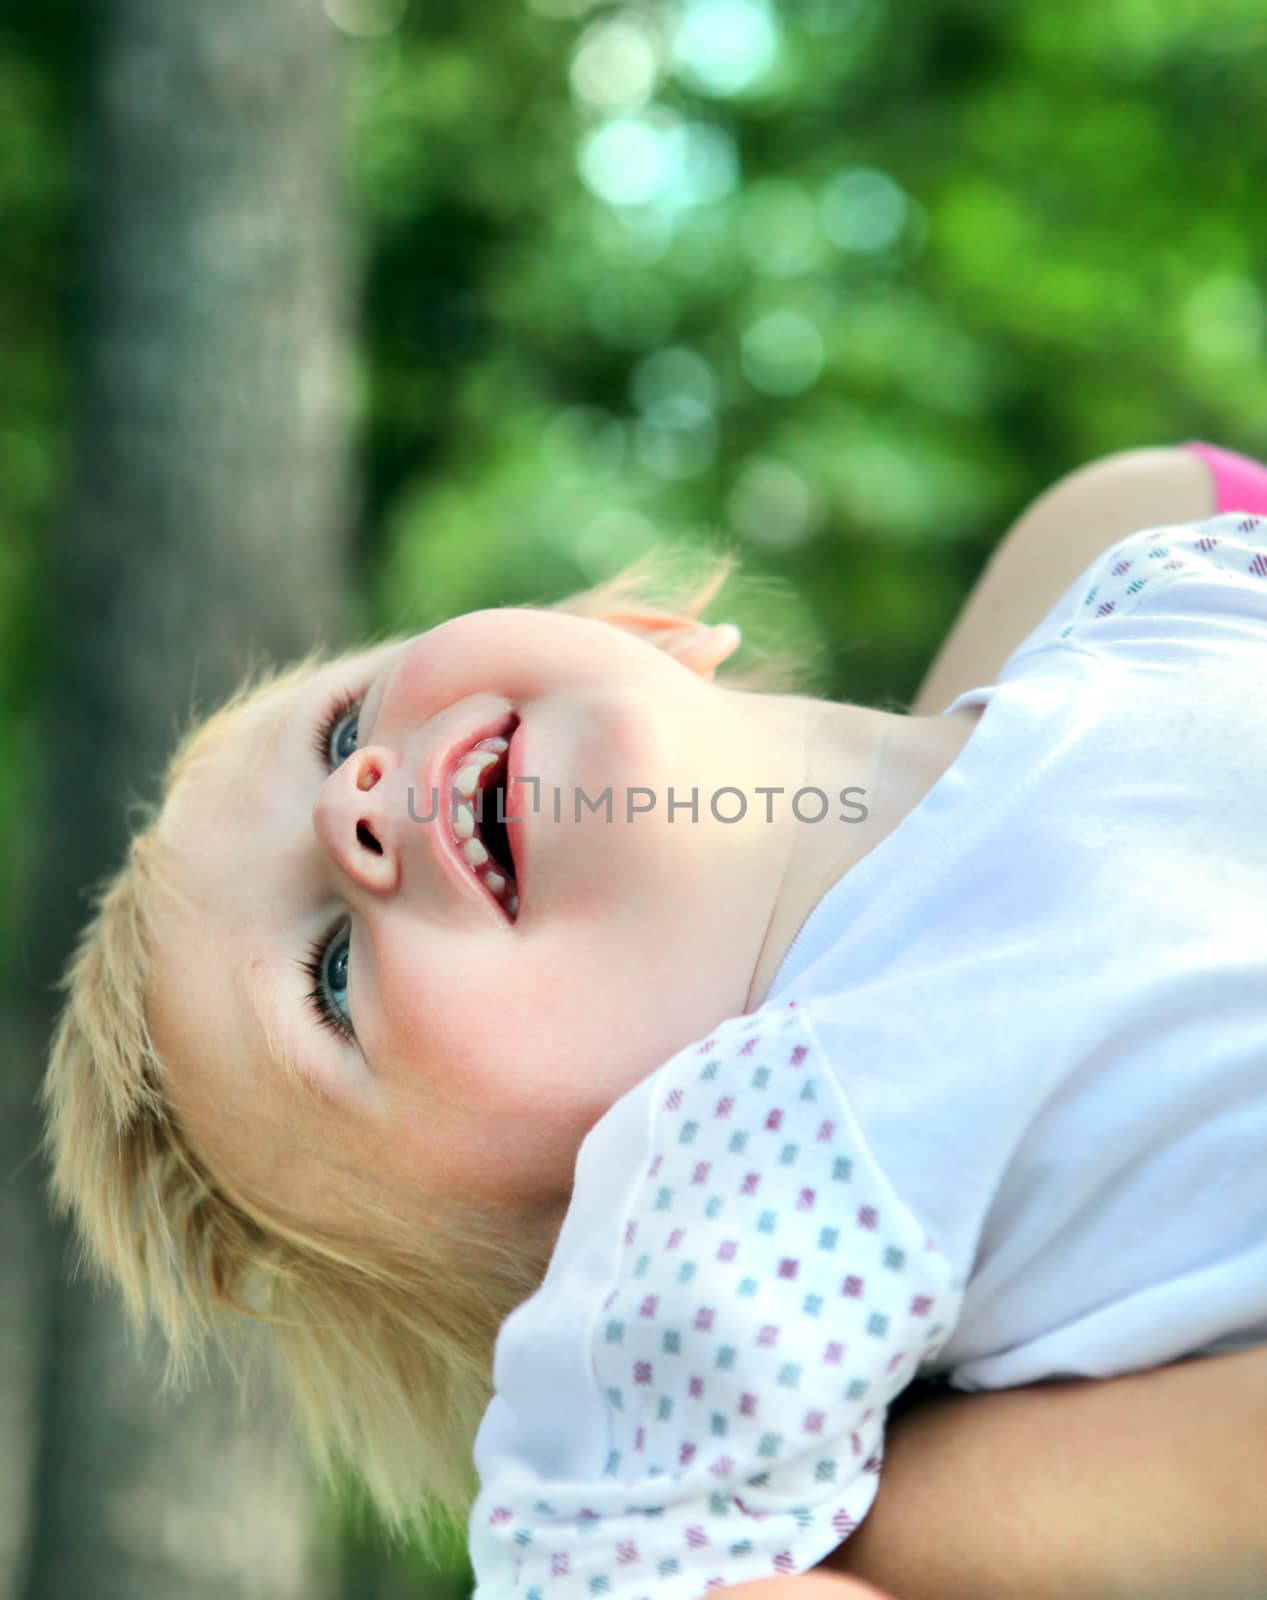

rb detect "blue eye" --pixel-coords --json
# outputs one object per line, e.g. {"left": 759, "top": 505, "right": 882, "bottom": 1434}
{"left": 312, "top": 689, "right": 363, "bottom": 770}
{"left": 298, "top": 920, "right": 353, "bottom": 1041}
{"left": 300, "top": 679, "right": 372, "bottom": 1046}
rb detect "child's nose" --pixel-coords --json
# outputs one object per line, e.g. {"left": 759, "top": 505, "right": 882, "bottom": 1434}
{"left": 312, "top": 746, "right": 403, "bottom": 896}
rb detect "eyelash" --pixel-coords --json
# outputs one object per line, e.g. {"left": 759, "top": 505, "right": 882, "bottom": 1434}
{"left": 309, "top": 687, "right": 363, "bottom": 768}
{"left": 299, "top": 923, "right": 355, "bottom": 1041}
{"left": 298, "top": 684, "right": 370, "bottom": 1043}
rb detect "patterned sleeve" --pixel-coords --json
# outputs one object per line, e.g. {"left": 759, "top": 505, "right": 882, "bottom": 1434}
{"left": 1003, "top": 511, "right": 1267, "bottom": 673}
{"left": 468, "top": 1000, "right": 962, "bottom": 1600}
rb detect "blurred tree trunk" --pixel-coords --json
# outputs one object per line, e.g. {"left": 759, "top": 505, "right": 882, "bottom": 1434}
{"left": 5, "top": 1, "right": 362, "bottom": 1596}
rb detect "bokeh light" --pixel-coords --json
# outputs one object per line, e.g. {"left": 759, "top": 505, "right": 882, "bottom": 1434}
{"left": 738, "top": 178, "right": 824, "bottom": 277}
{"left": 578, "top": 114, "right": 674, "bottom": 206}
{"left": 528, "top": 0, "right": 604, "bottom": 17}
{"left": 821, "top": 166, "right": 909, "bottom": 254}
{"left": 741, "top": 309, "right": 825, "bottom": 394}
{"left": 728, "top": 455, "right": 822, "bottom": 548}
{"left": 540, "top": 406, "right": 628, "bottom": 482}
{"left": 323, "top": 0, "right": 409, "bottom": 39}
{"left": 631, "top": 345, "right": 720, "bottom": 414}
{"left": 573, "top": 505, "right": 660, "bottom": 579}
{"left": 671, "top": 0, "right": 781, "bottom": 97}
{"left": 675, "top": 120, "right": 741, "bottom": 205}
{"left": 631, "top": 346, "right": 721, "bottom": 479}
{"left": 1181, "top": 272, "right": 1265, "bottom": 369}
{"left": 578, "top": 109, "right": 740, "bottom": 213}
{"left": 788, "top": 0, "right": 878, "bottom": 33}
{"left": 634, "top": 394, "right": 719, "bottom": 479}
{"left": 569, "top": 13, "right": 663, "bottom": 115}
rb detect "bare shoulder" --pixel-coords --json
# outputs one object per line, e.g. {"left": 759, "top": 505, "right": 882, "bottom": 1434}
{"left": 910, "top": 446, "right": 1219, "bottom": 716}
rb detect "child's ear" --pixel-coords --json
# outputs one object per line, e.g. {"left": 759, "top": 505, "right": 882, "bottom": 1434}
{"left": 665, "top": 621, "right": 743, "bottom": 679}
{"left": 603, "top": 611, "right": 742, "bottom": 680}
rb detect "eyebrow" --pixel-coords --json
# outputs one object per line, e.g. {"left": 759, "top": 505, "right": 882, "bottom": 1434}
{"left": 242, "top": 952, "right": 340, "bottom": 1110}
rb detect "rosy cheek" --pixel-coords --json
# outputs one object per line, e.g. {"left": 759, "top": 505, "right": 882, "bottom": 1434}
{"left": 373, "top": 942, "right": 494, "bottom": 1081}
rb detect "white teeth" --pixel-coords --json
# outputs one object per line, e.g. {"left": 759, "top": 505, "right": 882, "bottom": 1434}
{"left": 444, "top": 725, "right": 519, "bottom": 921}
{"left": 453, "top": 749, "right": 501, "bottom": 797}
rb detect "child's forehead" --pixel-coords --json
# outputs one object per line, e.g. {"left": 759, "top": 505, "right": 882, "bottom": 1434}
{"left": 159, "top": 635, "right": 404, "bottom": 837}
{"left": 241, "top": 640, "right": 394, "bottom": 722}
{"left": 189, "top": 638, "right": 398, "bottom": 764}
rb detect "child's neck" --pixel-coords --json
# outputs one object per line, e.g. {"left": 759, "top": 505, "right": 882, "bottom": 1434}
{"left": 742, "top": 694, "right": 985, "bottom": 1011}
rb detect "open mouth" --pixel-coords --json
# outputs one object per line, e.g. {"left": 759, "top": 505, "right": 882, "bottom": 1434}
{"left": 448, "top": 713, "right": 521, "bottom": 923}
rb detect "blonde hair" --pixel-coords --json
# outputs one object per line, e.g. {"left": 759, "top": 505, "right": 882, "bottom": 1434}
{"left": 38, "top": 544, "right": 821, "bottom": 1562}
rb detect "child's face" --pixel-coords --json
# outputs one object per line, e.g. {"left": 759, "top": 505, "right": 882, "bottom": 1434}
{"left": 149, "top": 606, "right": 769, "bottom": 1241}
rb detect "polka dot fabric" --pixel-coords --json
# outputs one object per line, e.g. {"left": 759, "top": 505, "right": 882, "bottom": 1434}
{"left": 469, "top": 1001, "right": 960, "bottom": 1600}
{"left": 1010, "top": 511, "right": 1267, "bottom": 663}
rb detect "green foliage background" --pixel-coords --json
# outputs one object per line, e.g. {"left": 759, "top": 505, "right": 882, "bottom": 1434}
{"left": 2, "top": 0, "right": 1265, "bottom": 1589}
{"left": 337, "top": 0, "right": 1267, "bottom": 719}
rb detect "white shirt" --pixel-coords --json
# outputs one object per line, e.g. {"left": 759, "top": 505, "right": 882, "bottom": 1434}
{"left": 469, "top": 511, "right": 1267, "bottom": 1600}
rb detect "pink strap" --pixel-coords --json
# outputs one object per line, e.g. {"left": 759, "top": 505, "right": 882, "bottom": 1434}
{"left": 1180, "top": 439, "right": 1267, "bottom": 516}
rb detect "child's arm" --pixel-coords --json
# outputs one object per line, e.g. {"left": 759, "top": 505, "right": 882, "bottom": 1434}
{"left": 815, "top": 1346, "right": 1267, "bottom": 1600}
{"left": 724, "top": 1573, "right": 894, "bottom": 1600}
{"left": 909, "top": 445, "right": 1217, "bottom": 716}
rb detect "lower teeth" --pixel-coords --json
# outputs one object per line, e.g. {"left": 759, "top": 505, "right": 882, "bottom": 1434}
{"left": 449, "top": 724, "right": 520, "bottom": 918}
{"left": 468, "top": 859, "right": 518, "bottom": 918}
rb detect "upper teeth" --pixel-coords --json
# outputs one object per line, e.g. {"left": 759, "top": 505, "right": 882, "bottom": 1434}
{"left": 447, "top": 732, "right": 517, "bottom": 920}
{"left": 453, "top": 747, "right": 502, "bottom": 797}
